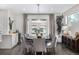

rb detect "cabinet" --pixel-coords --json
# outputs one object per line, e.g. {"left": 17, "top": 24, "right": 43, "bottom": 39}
{"left": 0, "top": 33, "right": 18, "bottom": 49}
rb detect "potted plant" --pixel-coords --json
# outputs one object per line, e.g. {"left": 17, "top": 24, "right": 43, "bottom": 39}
{"left": 56, "top": 15, "right": 63, "bottom": 34}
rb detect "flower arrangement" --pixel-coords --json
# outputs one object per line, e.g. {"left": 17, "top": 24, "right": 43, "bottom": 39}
{"left": 56, "top": 15, "right": 63, "bottom": 34}
{"left": 9, "top": 17, "right": 14, "bottom": 32}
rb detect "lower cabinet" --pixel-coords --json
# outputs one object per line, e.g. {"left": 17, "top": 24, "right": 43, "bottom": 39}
{"left": 0, "top": 33, "right": 18, "bottom": 49}
{"left": 62, "top": 35, "right": 79, "bottom": 53}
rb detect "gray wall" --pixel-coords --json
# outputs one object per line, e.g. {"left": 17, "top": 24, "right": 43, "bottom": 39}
{"left": 49, "top": 14, "right": 55, "bottom": 39}
{"left": 15, "top": 14, "right": 23, "bottom": 34}
{"left": 49, "top": 14, "right": 56, "bottom": 47}
{"left": 23, "top": 14, "right": 27, "bottom": 34}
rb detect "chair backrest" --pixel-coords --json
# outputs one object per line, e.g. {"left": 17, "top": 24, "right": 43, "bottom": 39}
{"left": 33, "top": 38, "right": 46, "bottom": 52}
{"left": 21, "top": 34, "right": 32, "bottom": 48}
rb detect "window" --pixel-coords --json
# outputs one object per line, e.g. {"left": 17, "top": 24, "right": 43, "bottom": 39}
{"left": 27, "top": 15, "right": 49, "bottom": 37}
{"left": 40, "top": 19, "right": 46, "bottom": 21}
{"left": 68, "top": 12, "right": 79, "bottom": 26}
{"left": 32, "top": 19, "right": 38, "bottom": 21}
{"left": 67, "top": 12, "right": 79, "bottom": 37}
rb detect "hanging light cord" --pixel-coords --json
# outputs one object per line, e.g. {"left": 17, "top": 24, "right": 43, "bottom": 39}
{"left": 37, "top": 4, "right": 40, "bottom": 13}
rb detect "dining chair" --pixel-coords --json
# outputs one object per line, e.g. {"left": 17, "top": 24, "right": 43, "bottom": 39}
{"left": 33, "top": 38, "right": 46, "bottom": 55}
{"left": 21, "top": 34, "right": 33, "bottom": 54}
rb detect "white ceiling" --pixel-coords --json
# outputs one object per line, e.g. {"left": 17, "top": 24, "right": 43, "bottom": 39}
{"left": 0, "top": 4, "right": 76, "bottom": 14}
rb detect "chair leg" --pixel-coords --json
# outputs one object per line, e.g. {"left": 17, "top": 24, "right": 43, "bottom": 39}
{"left": 23, "top": 48, "right": 27, "bottom": 55}
{"left": 42, "top": 52, "right": 43, "bottom": 55}
{"left": 35, "top": 52, "right": 36, "bottom": 55}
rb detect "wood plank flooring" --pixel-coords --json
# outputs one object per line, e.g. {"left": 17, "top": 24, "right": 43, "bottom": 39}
{"left": 0, "top": 42, "right": 78, "bottom": 55}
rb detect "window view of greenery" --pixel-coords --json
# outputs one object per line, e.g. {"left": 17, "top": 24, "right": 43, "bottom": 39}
{"left": 32, "top": 28, "right": 37, "bottom": 34}
{"left": 31, "top": 19, "right": 47, "bottom": 36}
{"left": 31, "top": 19, "right": 48, "bottom": 37}
{"left": 68, "top": 12, "right": 79, "bottom": 26}
{"left": 32, "top": 28, "right": 46, "bottom": 34}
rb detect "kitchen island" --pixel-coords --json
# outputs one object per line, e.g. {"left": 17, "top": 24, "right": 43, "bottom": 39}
{"left": 0, "top": 33, "right": 18, "bottom": 49}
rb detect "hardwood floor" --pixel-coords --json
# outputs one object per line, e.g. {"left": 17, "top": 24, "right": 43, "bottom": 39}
{"left": 0, "top": 44, "right": 23, "bottom": 55}
{"left": 0, "top": 42, "right": 78, "bottom": 55}
{"left": 55, "top": 44, "right": 78, "bottom": 55}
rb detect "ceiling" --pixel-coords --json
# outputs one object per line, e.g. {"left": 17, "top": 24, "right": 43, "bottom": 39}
{"left": 0, "top": 4, "right": 76, "bottom": 14}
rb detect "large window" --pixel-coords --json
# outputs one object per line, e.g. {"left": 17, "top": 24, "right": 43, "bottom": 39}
{"left": 68, "top": 13, "right": 79, "bottom": 26}
{"left": 67, "top": 12, "right": 79, "bottom": 36}
{"left": 31, "top": 19, "right": 48, "bottom": 37}
{"left": 27, "top": 15, "right": 49, "bottom": 38}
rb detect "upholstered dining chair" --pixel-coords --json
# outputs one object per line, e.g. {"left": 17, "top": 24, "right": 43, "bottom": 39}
{"left": 33, "top": 38, "right": 46, "bottom": 55}
{"left": 21, "top": 34, "right": 33, "bottom": 55}
{"left": 46, "top": 36, "right": 57, "bottom": 55}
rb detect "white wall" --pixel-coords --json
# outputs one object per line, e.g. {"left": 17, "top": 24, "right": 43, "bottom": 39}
{"left": 0, "top": 10, "right": 23, "bottom": 34}
{"left": 15, "top": 14, "right": 23, "bottom": 34}
{"left": 8, "top": 10, "right": 17, "bottom": 32}
{"left": 0, "top": 10, "right": 9, "bottom": 34}
{"left": 64, "top": 5, "right": 79, "bottom": 16}
{"left": 8, "top": 10, "right": 23, "bottom": 34}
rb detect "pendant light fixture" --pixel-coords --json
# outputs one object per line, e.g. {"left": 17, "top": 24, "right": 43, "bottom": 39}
{"left": 37, "top": 4, "right": 40, "bottom": 13}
